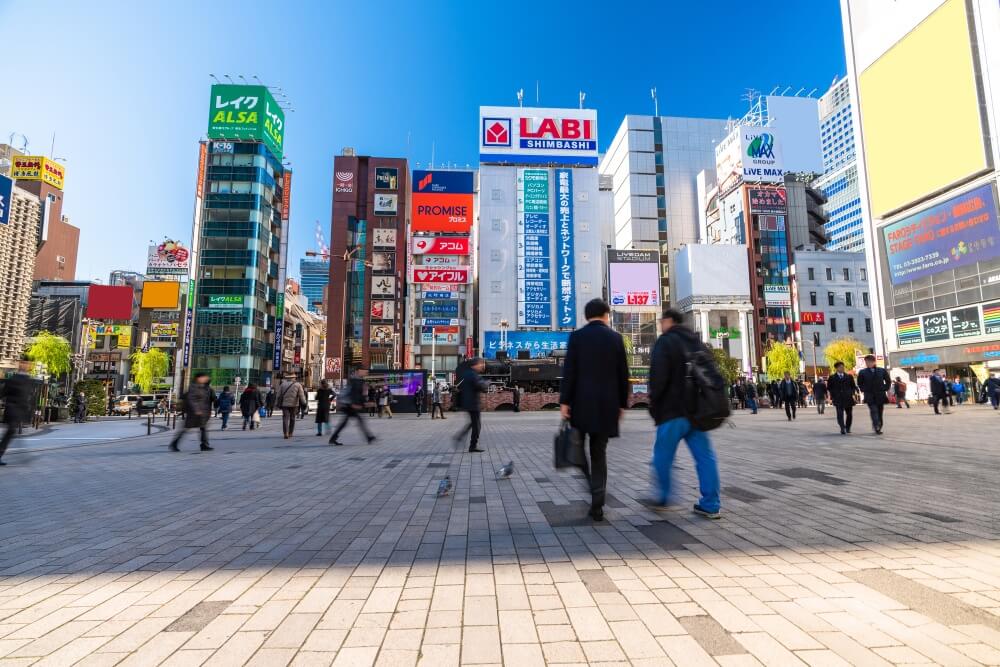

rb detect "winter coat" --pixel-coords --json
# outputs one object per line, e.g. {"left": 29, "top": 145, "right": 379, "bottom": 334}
{"left": 315, "top": 388, "right": 333, "bottom": 423}
{"left": 648, "top": 324, "right": 705, "bottom": 425}
{"left": 239, "top": 388, "right": 263, "bottom": 416}
{"left": 857, "top": 366, "right": 891, "bottom": 405}
{"left": 183, "top": 382, "right": 216, "bottom": 428}
{"left": 559, "top": 320, "right": 629, "bottom": 437}
{"left": 455, "top": 366, "right": 488, "bottom": 412}
{"left": 2, "top": 374, "right": 33, "bottom": 424}
{"left": 275, "top": 380, "right": 306, "bottom": 409}
{"left": 216, "top": 390, "right": 234, "bottom": 414}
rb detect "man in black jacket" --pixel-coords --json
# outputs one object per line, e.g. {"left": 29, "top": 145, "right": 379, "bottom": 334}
{"left": 857, "top": 354, "right": 891, "bottom": 434}
{"left": 329, "top": 369, "right": 376, "bottom": 445}
{"left": 454, "top": 358, "right": 489, "bottom": 452}
{"left": 827, "top": 361, "right": 858, "bottom": 435}
{"left": 559, "top": 298, "right": 629, "bottom": 521}
{"left": 648, "top": 309, "right": 722, "bottom": 519}
{"left": 778, "top": 372, "right": 798, "bottom": 421}
{"left": 813, "top": 377, "right": 829, "bottom": 414}
{"left": 170, "top": 373, "right": 215, "bottom": 452}
{"left": 929, "top": 368, "right": 949, "bottom": 415}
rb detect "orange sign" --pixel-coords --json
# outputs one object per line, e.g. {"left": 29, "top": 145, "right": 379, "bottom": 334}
{"left": 281, "top": 171, "right": 292, "bottom": 221}
{"left": 195, "top": 143, "right": 207, "bottom": 199}
{"left": 411, "top": 192, "right": 473, "bottom": 232}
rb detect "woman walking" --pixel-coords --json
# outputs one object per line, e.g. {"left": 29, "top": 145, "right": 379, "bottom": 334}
{"left": 239, "top": 384, "right": 263, "bottom": 430}
{"left": 380, "top": 386, "right": 394, "bottom": 419}
{"left": 315, "top": 380, "right": 333, "bottom": 436}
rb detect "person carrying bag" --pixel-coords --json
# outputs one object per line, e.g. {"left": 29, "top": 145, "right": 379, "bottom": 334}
{"left": 275, "top": 374, "right": 307, "bottom": 439}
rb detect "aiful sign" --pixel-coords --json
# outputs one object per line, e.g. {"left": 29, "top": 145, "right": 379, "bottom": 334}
{"left": 207, "top": 84, "right": 285, "bottom": 159}
{"left": 480, "top": 106, "right": 598, "bottom": 166}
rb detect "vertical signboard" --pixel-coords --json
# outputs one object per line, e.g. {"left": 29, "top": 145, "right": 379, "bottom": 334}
{"left": 555, "top": 169, "right": 576, "bottom": 328}
{"left": 0, "top": 174, "right": 12, "bottom": 225}
{"left": 273, "top": 293, "right": 285, "bottom": 372}
{"left": 517, "top": 169, "right": 551, "bottom": 326}
{"left": 281, "top": 171, "right": 292, "bottom": 221}
{"left": 183, "top": 280, "right": 195, "bottom": 368}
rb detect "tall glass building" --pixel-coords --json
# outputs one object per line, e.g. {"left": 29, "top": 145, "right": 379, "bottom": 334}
{"left": 814, "top": 77, "right": 864, "bottom": 252}
{"left": 299, "top": 258, "right": 330, "bottom": 313}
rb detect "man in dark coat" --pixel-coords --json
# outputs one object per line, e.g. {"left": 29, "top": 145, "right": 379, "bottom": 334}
{"left": 413, "top": 386, "right": 425, "bottom": 418}
{"left": 0, "top": 373, "right": 33, "bottom": 466}
{"left": 827, "top": 361, "right": 858, "bottom": 435}
{"left": 857, "top": 354, "right": 891, "bottom": 434}
{"left": 330, "top": 369, "right": 376, "bottom": 445}
{"left": 984, "top": 373, "right": 1000, "bottom": 409}
{"left": 170, "top": 373, "right": 215, "bottom": 452}
{"left": 315, "top": 380, "right": 333, "bottom": 436}
{"left": 239, "top": 384, "right": 263, "bottom": 430}
{"left": 559, "top": 298, "right": 629, "bottom": 522}
{"left": 648, "top": 309, "right": 722, "bottom": 519}
{"left": 454, "top": 359, "right": 489, "bottom": 452}
{"left": 929, "top": 368, "right": 949, "bottom": 415}
{"left": 813, "top": 376, "right": 829, "bottom": 414}
{"left": 778, "top": 372, "right": 798, "bottom": 421}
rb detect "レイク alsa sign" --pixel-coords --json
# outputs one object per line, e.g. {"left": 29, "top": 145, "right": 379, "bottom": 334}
{"left": 480, "top": 106, "right": 598, "bottom": 166}
{"left": 207, "top": 84, "right": 285, "bottom": 160}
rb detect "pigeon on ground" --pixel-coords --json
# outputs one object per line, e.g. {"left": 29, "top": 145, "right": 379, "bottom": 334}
{"left": 437, "top": 476, "right": 452, "bottom": 496}
{"left": 497, "top": 461, "right": 514, "bottom": 479}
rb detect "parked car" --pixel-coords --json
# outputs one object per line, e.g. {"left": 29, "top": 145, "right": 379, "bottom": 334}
{"left": 113, "top": 395, "right": 141, "bottom": 415}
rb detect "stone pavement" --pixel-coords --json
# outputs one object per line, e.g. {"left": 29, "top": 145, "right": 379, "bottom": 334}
{"left": 0, "top": 404, "right": 999, "bottom": 666}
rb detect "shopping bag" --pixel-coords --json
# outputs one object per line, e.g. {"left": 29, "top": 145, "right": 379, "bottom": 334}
{"left": 553, "top": 420, "right": 585, "bottom": 469}
{"left": 252, "top": 410, "right": 261, "bottom": 424}
{"left": 258, "top": 407, "right": 266, "bottom": 418}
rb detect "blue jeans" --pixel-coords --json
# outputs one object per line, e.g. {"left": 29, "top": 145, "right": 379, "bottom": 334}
{"left": 653, "top": 417, "right": 721, "bottom": 512}
{"left": 746, "top": 398, "right": 757, "bottom": 414}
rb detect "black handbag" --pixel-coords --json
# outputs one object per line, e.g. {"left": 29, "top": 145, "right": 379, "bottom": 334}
{"left": 553, "top": 419, "right": 586, "bottom": 469}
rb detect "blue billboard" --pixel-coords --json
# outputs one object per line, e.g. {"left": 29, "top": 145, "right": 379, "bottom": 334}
{"left": 518, "top": 169, "right": 552, "bottom": 327}
{"left": 555, "top": 169, "right": 576, "bottom": 328}
{"left": 0, "top": 174, "right": 12, "bottom": 225}
{"left": 882, "top": 183, "right": 1000, "bottom": 285}
{"left": 412, "top": 170, "right": 474, "bottom": 195}
{"left": 483, "top": 330, "right": 570, "bottom": 359}
{"left": 421, "top": 300, "right": 459, "bottom": 318}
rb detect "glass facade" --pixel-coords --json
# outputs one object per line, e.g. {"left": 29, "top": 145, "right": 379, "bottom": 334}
{"left": 299, "top": 258, "right": 330, "bottom": 313}
{"left": 817, "top": 78, "right": 864, "bottom": 252}
{"left": 192, "top": 142, "right": 286, "bottom": 387}
{"left": 754, "top": 213, "right": 793, "bottom": 346}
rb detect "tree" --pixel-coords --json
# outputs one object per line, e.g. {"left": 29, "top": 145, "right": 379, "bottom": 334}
{"left": 24, "top": 331, "right": 72, "bottom": 379}
{"left": 711, "top": 347, "right": 740, "bottom": 386}
{"left": 130, "top": 348, "right": 170, "bottom": 393}
{"left": 72, "top": 380, "right": 107, "bottom": 417}
{"left": 824, "top": 337, "right": 868, "bottom": 373}
{"left": 765, "top": 342, "right": 800, "bottom": 381}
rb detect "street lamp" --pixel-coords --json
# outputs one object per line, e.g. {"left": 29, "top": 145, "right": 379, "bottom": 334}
{"left": 802, "top": 334, "right": 820, "bottom": 382}
{"left": 499, "top": 319, "right": 510, "bottom": 355}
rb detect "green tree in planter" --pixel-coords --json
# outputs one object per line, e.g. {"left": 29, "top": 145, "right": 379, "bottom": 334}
{"left": 72, "top": 380, "right": 107, "bottom": 418}
{"left": 711, "top": 347, "right": 740, "bottom": 386}
{"left": 130, "top": 348, "right": 169, "bottom": 393}
{"left": 765, "top": 342, "right": 801, "bottom": 381}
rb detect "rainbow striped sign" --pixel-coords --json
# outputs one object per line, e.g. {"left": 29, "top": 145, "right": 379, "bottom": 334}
{"left": 984, "top": 301, "right": 1000, "bottom": 335}
{"left": 897, "top": 317, "right": 922, "bottom": 346}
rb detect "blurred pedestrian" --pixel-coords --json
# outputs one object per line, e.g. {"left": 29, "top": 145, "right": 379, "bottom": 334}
{"left": 779, "top": 372, "right": 798, "bottom": 421}
{"left": 275, "top": 374, "right": 307, "bottom": 439}
{"left": 216, "top": 386, "right": 234, "bottom": 430}
{"left": 170, "top": 373, "right": 215, "bottom": 452}
{"left": 74, "top": 391, "right": 87, "bottom": 423}
{"left": 512, "top": 385, "right": 521, "bottom": 413}
{"left": 414, "top": 385, "right": 425, "bottom": 417}
{"left": 315, "top": 379, "right": 333, "bottom": 436}
{"left": 265, "top": 387, "right": 275, "bottom": 417}
{"left": 0, "top": 373, "right": 33, "bottom": 466}
{"left": 368, "top": 386, "right": 378, "bottom": 417}
{"left": 329, "top": 369, "right": 376, "bottom": 445}
{"left": 431, "top": 382, "right": 446, "bottom": 419}
{"left": 952, "top": 377, "right": 967, "bottom": 405}
{"left": 381, "top": 386, "right": 394, "bottom": 419}
{"left": 985, "top": 373, "right": 1000, "bottom": 409}
{"left": 857, "top": 354, "right": 891, "bottom": 434}
{"left": 893, "top": 376, "right": 910, "bottom": 409}
{"left": 828, "top": 362, "right": 857, "bottom": 435}
{"left": 744, "top": 380, "right": 758, "bottom": 414}
{"left": 930, "top": 369, "right": 949, "bottom": 414}
{"left": 454, "top": 358, "right": 488, "bottom": 452}
{"left": 239, "top": 383, "right": 263, "bottom": 430}
{"left": 559, "top": 298, "right": 629, "bottom": 522}
{"left": 813, "top": 376, "right": 828, "bottom": 414}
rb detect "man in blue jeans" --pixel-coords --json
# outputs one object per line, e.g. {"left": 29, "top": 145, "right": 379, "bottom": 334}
{"left": 648, "top": 309, "right": 721, "bottom": 519}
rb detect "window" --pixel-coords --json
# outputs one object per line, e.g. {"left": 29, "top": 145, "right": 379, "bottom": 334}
{"left": 830, "top": 317, "right": 837, "bottom": 332}
{"left": 826, "top": 268, "right": 833, "bottom": 281}
{"left": 845, "top": 292, "right": 853, "bottom": 306}
{"left": 862, "top": 292, "right": 869, "bottom": 307}
{"left": 848, "top": 318, "right": 855, "bottom": 333}
{"left": 828, "top": 292, "right": 835, "bottom": 306}
{"left": 807, "top": 267, "right": 815, "bottom": 281}
{"left": 809, "top": 291, "right": 817, "bottom": 306}
{"left": 860, "top": 268, "right": 867, "bottom": 281}
{"left": 865, "top": 318, "right": 872, "bottom": 333}
{"left": 843, "top": 267, "right": 850, "bottom": 281}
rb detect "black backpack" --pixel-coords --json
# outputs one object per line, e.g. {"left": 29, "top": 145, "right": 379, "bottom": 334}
{"left": 680, "top": 338, "right": 731, "bottom": 431}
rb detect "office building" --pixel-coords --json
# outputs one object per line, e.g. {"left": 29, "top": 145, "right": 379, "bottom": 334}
{"left": 299, "top": 257, "right": 330, "bottom": 313}
{"left": 842, "top": 0, "right": 1000, "bottom": 379}
{"left": 188, "top": 84, "right": 291, "bottom": 389}
{"left": 0, "top": 181, "right": 41, "bottom": 371}
{"left": 325, "top": 152, "right": 408, "bottom": 382}
{"left": 477, "top": 106, "right": 605, "bottom": 358}
{"left": 813, "top": 77, "right": 864, "bottom": 252}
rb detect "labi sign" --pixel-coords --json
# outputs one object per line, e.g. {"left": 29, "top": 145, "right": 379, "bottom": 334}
{"left": 740, "top": 128, "right": 784, "bottom": 183}
{"left": 207, "top": 84, "right": 285, "bottom": 160}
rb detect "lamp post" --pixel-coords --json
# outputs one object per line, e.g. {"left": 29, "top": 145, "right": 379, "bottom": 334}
{"left": 803, "top": 336, "right": 820, "bottom": 382}
{"left": 499, "top": 319, "right": 510, "bottom": 356}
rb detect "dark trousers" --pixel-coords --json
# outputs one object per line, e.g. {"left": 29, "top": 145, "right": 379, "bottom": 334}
{"left": 579, "top": 434, "right": 609, "bottom": 511}
{"left": 895, "top": 395, "right": 910, "bottom": 408}
{"left": 990, "top": 392, "right": 999, "bottom": 409}
{"left": 431, "top": 402, "right": 445, "bottom": 419}
{"left": 868, "top": 402, "right": 884, "bottom": 431}
{"left": 931, "top": 396, "right": 948, "bottom": 414}
{"left": 415, "top": 400, "right": 423, "bottom": 417}
{"left": 171, "top": 425, "right": 208, "bottom": 449}
{"left": 281, "top": 407, "right": 298, "bottom": 436}
{"left": 785, "top": 400, "right": 796, "bottom": 420}
{"left": 816, "top": 398, "right": 826, "bottom": 414}
{"left": 331, "top": 406, "right": 373, "bottom": 441}
{"left": 0, "top": 421, "right": 18, "bottom": 459}
{"left": 835, "top": 404, "right": 853, "bottom": 432}
{"left": 456, "top": 410, "right": 482, "bottom": 449}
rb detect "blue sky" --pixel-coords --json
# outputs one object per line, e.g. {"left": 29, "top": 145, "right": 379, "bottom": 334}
{"left": 0, "top": 0, "right": 845, "bottom": 283}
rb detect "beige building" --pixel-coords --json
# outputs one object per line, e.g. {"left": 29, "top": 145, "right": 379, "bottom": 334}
{"left": 0, "top": 186, "right": 41, "bottom": 370}
{"left": 280, "top": 286, "right": 326, "bottom": 389}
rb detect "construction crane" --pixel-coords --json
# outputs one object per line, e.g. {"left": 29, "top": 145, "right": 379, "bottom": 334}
{"left": 305, "top": 221, "right": 330, "bottom": 260}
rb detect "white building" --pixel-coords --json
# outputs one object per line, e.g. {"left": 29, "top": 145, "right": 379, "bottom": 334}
{"left": 813, "top": 77, "right": 864, "bottom": 252}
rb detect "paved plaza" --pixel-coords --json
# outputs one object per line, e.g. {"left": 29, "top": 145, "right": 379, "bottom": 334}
{"left": 1, "top": 404, "right": 999, "bottom": 666}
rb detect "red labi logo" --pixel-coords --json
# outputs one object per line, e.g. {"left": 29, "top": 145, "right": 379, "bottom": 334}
{"left": 485, "top": 121, "right": 509, "bottom": 145}
{"left": 418, "top": 173, "right": 432, "bottom": 191}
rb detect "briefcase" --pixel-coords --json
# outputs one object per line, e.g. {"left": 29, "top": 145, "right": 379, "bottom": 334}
{"left": 554, "top": 420, "right": 586, "bottom": 469}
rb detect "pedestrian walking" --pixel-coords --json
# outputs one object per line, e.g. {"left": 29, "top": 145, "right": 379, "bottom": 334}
{"left": 315, "top": 379, "right": 333, "bottom": 436}
{"left": 893, "top": 376, "right": 910, "bottom": 408}
{"left": 558, "top": 298, "right": 629, "bottom": 522}
{"left": 169, "top": 373, "right": 215, "bottom": 452}
{"left": 512, "top": 385, "right": 521, "bottom": 412}
{"left": 827, "top": 362, "right": 857, "bottom": 435}
{"left": 367, "top": 386, "right": 378, "bottom": 417}
{"left": 265, "top": 387, "right": 275, "bottom": 417}
{"left": 380, "top": 386, "right": 394, "bottom": 419}
{"left": 414, "top": 386, "right": 425, "bottom": 417}
{"left": 779, "top": 372, "right": 798, "bottom": 421}
{"left": 930, "top": 369, "right": 949, "bottom": 414}
{"left": 769, "top": 380, "right": 781, "bottom": 409}
{"left": 329, "top": 369, "right": 376, "bottom": 445}
{"left": 239, "top": 384, "right": 263, "bottom": 430}
{"left": 0, "top": 373, "right": 33, "bottom": 466}
{"left": 431, "top": 382, "right": 446, "bottom": 419}
{"left": 453, "top": 358, "right": 488, "bottom": 452}
{"left": 648, "top": 309, "right": 722, "bottom": 519}
{"left": 733, "top": 382, "right": 746, "bottom": 410}
{"left": 857, "top": 354, "right": 891, "bottom": 434}
{"left": 813, "top": 376, "right": 828, "bottom": 414}
{"left": 275, "top": 374, "right": 307, "bottom": 438}
{"left": 744, "top": 380, "right": 758, "bottom": 414}
{"left": 952, "top": 377, "right": 967, "bottom": 405}
{"left": 985, "top": 373, "right": 1000, "bottom": 409}
{"left": 215, "top": 386, "right": 234, "bottom": 430}
{"left": 797, "top": 380, "right": 808, "bottom": 408}
{"left": 74, "top": 391, "right": 87, "bottom": 423}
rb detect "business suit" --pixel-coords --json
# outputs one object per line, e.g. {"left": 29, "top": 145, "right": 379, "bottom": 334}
{"left": 827, "top": 371, "right": 857, "bottom": 434}
{"left": 857, "top": 366, "right": 891, "bottom": 433}
{"left": 929, "top": 374, "right": 949, "bottom": 414}
{"left": 560, "top": 320, "right": 629, "bottom": 515}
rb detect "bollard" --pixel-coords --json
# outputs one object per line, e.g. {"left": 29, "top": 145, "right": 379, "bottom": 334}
{"left": 147, "top": 414, "right": 151, "bottom": 435}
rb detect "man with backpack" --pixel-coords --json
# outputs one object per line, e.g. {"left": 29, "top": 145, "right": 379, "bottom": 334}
{"left": 648, "top": 309, "right": 723, "bottom": 519}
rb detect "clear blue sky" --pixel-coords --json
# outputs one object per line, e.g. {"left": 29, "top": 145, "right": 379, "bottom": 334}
{"left": 0, "top": 0, "right": 845, "bottom": 283}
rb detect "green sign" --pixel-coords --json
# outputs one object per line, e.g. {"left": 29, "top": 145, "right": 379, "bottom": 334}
{"left": 208, "top": 295, "right": 244, "bottom": 309}
{"left": 207, "top": 84, "right": 285, "bottom": 159}
{"left": 710, "top": 326, "right": 741, "bottom": 339}
{"left": 522, "top": 169, "right": 549, "bottom": 213}
{"left": 275, "top": 293, "right": 285, "bottom": 319}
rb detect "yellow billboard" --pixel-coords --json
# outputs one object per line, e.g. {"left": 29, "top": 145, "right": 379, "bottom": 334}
{"left": 87, "top": 324, "right": 132, "bottom": 349}
{"left": 141, "top": 280, "right": 181, "bottom": 309}
{"left": 11, "top": 156, "right": 66, "bottom": 190}
{"left": 859, "top": 0, "right": 989, "bottom": 218}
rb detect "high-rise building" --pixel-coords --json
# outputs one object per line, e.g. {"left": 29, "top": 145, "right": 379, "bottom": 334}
{"left": 814, "top": 77, "right": 863, "bottom": 252}
{"left": 0, "top": 179, "right": 41, "bottom": 371}
{"left": 299, "top": 257, "right": 330, "bottom": 313}
{"left": 187, "top": 84, "right": 290, "bottom": 389}
{"left": 325, "top": 152, "right": 408, "bottom": 382}
{"left": 842, "top": 0, "right": 1000, "bottom": 380}
{"left": 477, "top": 106, "right": 605, "bottom": 359}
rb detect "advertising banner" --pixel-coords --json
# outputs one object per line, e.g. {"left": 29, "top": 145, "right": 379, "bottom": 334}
{"left": 183, "top": 299, "right": 193, "bottom": 367}
{"left": 763, "top": 284, "right": 791, "bottom": 307}
{"left": 371, "top": 276, "right": 396, "bottom": 297}
{"left": 87, "top": 285, "right": 134, "bottom": 320}
{"left": 196, "top": 143, "right": 208, "bottom": 199}
{"left": 273, "top": 319, "right": 283, "bottom": 371}
{"left": 422, "top": 290, "right": 460, "bottom": 299}
{"left": 410, "top": 267, "right": 471, "bottom": 284}
{"left": 517, "top": 169, "right": 552, "bottom": 327}
{"left": 372, "top": 252, "right": 395, "bottom": 273}
{"left": 480, "top": 106, "right": 598, "bottom": 166}
{"left": 882, "top": 183, "right": 1000, "bottom": 285}
{"left": 411, "top": 236, "right": 470, "bottom": 255}
{"left": 555, "top": 169, "right": 576, "bottom": 328}
{"left": 281, "top": 171, "right": 292, "bottom": 220}
{"left": 421, "top": 300, "right": 459, "bottom": 318}
{"left": 141, "top": 281, "right": 181, "bottom": 309}
{"left": 334, "top": 169, "right": 355, "bottom": 196}
{"left": 420, "top": 330, "right": 461, "bottom": 345}
{"left": 714, "top": 128, "right": 742, "bottom": 195}
{"left": 984, "top": 302, "right": 1000, "bottom": 336}
{"left": 897, "top": 316, "right": 922, "bottom": 346}
{"left": 799, "top": 311, "right": 825, "bottom": 324}
{"left": 208, "top": 295, "right": 244, "bottom": 309}
{"left": 147, "top": 240, "right": 190, "bottom": 274}
{"left": 740, "top": 128, "right": 785, "bottom": 183}
{"left": 11, "top": 156, "right": 66, "bottom": 190}
{"left": 372, "top": 228, "right": 396, "bottom": 247}
{"left": 88, "top": 324, "right": 133, "bottom": 349}
{"left": 483, "top": 331, "right": 570, "bottom": 359}
{"left": 374, "top": 193, "right": 398, "bottom": 216}
{"left": 207, "top": 84, "right": 285, "bottom": 159}
{"left": 411, "top": 192, "right": 473, "bottom": 232}
{"left": 950, "top": 306, "right": 982, "bottom": 339}
{"left": 608, "top": 249, "right": 660, "bottom": 309}
{"left": 370, "top": 325, "right": 394, "bottom": 346}
{"left": 151, "top": 322, "right": 178, "bottom": 338}
{"left": 413, "top": 170, "right": 474, "bottom": 194}
{"left": 921, "top": 312, "right": 950, "bottom": 342}
{"left": 0, "top": 174, "right": 11, "bottom": 225}
{"left": 375, "top": 167, "right": 398, "bottom": 190}
{"left": 421, "top": 256, "right": 461, "bottom": 266}
{"left": 748, "top": 187, "right": 788, "bottom": 215}
{"left": 370, "top": 300, "right": 395, "bottom": 321}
